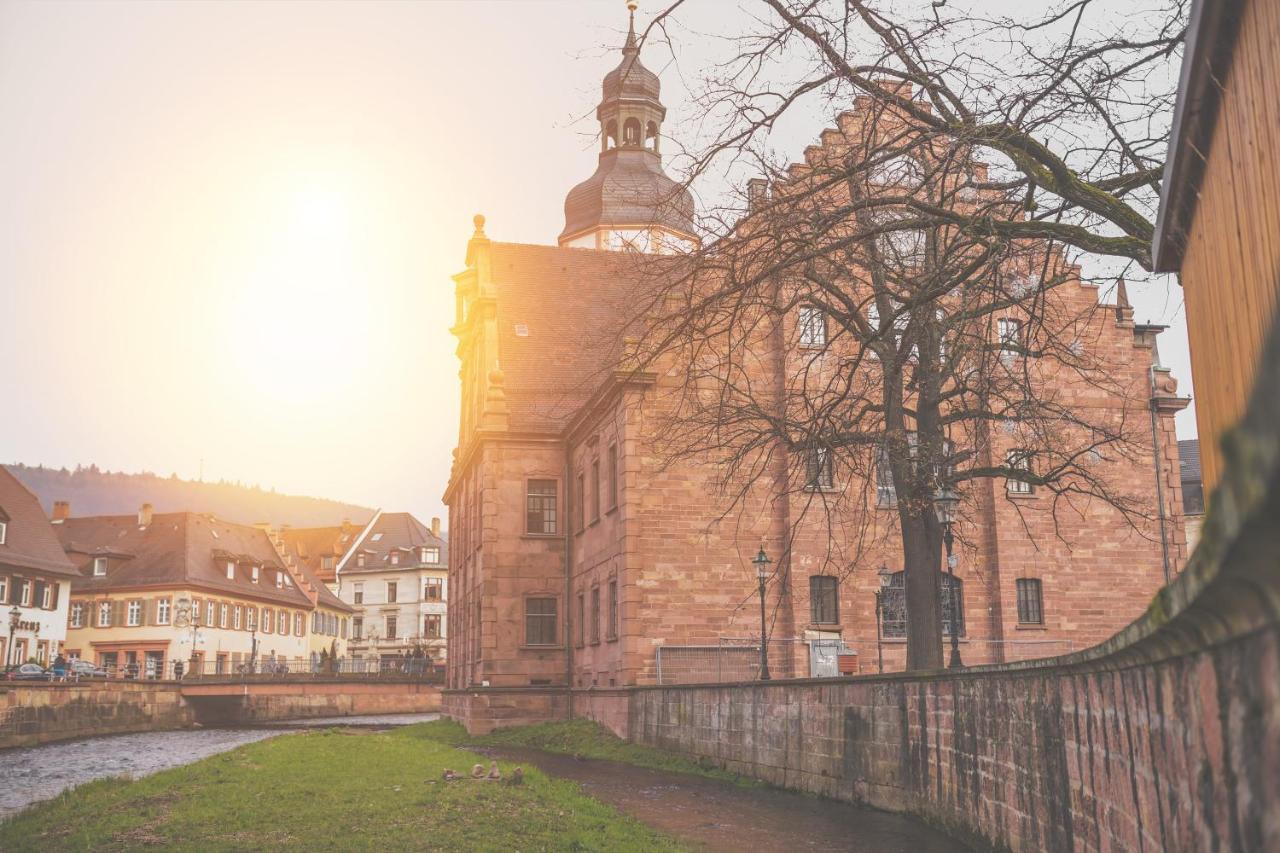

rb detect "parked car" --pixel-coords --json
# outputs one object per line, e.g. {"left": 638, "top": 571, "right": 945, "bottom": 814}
{"left": 69, "top": 659, "right": 108, "bottom": 678}
{"left": 6, "top": 663, "right": 51, "bottom": 681}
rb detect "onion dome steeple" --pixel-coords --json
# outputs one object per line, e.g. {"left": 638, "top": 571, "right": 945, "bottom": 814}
{"left": 558, "top": 1, "right": 697, "bottom": 252}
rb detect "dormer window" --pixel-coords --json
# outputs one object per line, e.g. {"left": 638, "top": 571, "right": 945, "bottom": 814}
{"left": 0, "top": 520, "right": 7, "bottom": 545}
{"left": 284, "top": 574, "right": 293, "bottom": 587}
{"left": 251, "top": 565, "right": 260, "bottom": 583}
{"left": 423, "top": 547, "right": 440, "bottom": 564}
{"left": 275, "top": 571, "right": 283, "bottom": 588}
{"left": 357, "top": 553, "right": 366, "bottom": 568}
{"left": 226, "top": 561, "right": 235, "bottom": 580}
{"left": 390, "top": 552, "right": 400, "bottom": 566}
{"left": 93, "top": 557, "right": 107, "bottom": 577}
{"left": 370, "top": 533, "right": 383, "bottom": 542}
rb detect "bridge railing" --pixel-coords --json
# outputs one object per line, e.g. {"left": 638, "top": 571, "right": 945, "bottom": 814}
{"left": 78, "top": 658, "right": 444, "bottom": 683}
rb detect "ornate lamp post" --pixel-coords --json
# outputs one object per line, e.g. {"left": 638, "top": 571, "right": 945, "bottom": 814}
{"left": 752, "top": 543, "right": 772, "bottom": 681}
{"left": 933, "top": 486, "right": 963, "bottom": 669}
{"left": 874, "top": 564, "right": 892, "bottom": 673}
{"left": 7, "top": 605, "right": 20, "bottom": 671}
{"left": 175, "top": 596, "right": 200, "bottom": 678}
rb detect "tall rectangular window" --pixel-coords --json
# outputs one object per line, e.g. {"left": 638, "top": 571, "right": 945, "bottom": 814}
{"left": 386, "top": 581, "right": 397, "bottom": 603}
{"left": 279, "top": 609, "right": 288, "bottom": 635}
{"left": 423, "top": 577, "right": 443, "bottom": 601}
{"left": 998, "top": 318, "right": 1022, "bottom": 361}
{"left": 798, "top": 305, "right": 827, "bottom": 346}
{"left": 233, "top": 605, "right": 242, "bottom": 630}
{"left": 294, "top": 612, "right": 303, "bottom": 635}
{"left": 93, "top": 557, "right": 107, "bottom": 577}
{"left": 590, "top": 586, "right": 601, "bottom": 644}
{"left": 226, "top": 561, "right": 235, "bottom": 580}
{"left": 577, "top": 473, "right": 586, "bottom": 531}
{"left": 206, "top": 600, "right": 216, "bottom": 626}
{"left": 809, "top": 576, "right": 839, "bottom": 624}
{"left": 591, "top": 460, "right": 601, "bottom": 522}
{"left": 875, "top": 447, "right": 897, "bottom": 506}
{"left": 352, "top": 616, "right": 363, "bottom": 640}
{"left": 1006, "top": 449, "right": 1034, "bottom": 494}
{"left": 40, "top": 583, "right": 53, "bottom": 609}
{"left": 607, "top": 579, "right": 618, "bottom": 640}
{"left": 19, "top": 580, "right": 31, "bottom": 606}
{"left": 576, "top": 593, "right": 586, "bottom": 647}
{"left": 246, "top": 607, "right": 256, "bottom": 632}
{"left": 220, "top": 603, "right": 229, "bottom": 628}
{"left": 353, "top": 582, "right": 363, "bottom": 604}
{"left": 156, "top": 598, "right": 170, "bottom": 625}
{"left": 0, "top": 577, "right": 7, "bottom": 604}
{"left": 70, "top": 601, "right": 84, "bottom": 628}
{"left": 98, "top": 601, "right": 112, "bottom": 627}
{"left": 424, "top": 614, "right": 442, "bottom": 639}
{"left": 385, "top": 615, "right": 398, "bottom": 640}
{"left": 1016, "top": 578, "right": 1044, "bottom": 624}
{"left": 608, "top": 444, "right": 619, "bottom": 510}
{"left": 525, "top": 597, "right": 558, "bottom": 646}
{"left": 526, "top": 480, "right": 558, "bottom": 535}
{"left": 126, "top": 600, "right": 142, "bottom": 627}
{"left": 806, "top": 447, "right": 834, "bottom": 490}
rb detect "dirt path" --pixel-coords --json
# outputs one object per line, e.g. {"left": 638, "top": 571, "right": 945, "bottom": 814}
{"left": 479, "top": 747, "right": 969, "bottom": 852}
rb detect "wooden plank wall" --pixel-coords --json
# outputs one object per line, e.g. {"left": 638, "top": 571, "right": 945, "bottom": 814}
{"left": 1179, "top": 0, "right": 1280, "bottom": 490}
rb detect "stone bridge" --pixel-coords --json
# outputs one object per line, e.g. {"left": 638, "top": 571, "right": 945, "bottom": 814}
{"left": 0, "top": 677, "right": 442, "bottom": 748}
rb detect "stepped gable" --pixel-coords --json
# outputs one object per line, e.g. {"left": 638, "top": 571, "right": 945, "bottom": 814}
{"left": 0, "top": 467, "right": 77, "bottom": 577}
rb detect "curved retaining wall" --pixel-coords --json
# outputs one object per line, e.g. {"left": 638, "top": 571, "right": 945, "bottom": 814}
{"left": 628, "top": 329, "right": 1280, "bottom": 853}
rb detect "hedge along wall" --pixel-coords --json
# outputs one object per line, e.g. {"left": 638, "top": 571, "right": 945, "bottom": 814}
{"left": 629, "top": 327, "right": 1280, "bottom": 853}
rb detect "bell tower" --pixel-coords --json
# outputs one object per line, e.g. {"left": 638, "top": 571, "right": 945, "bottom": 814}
{"left": 558, "top": 2, "right": 697, "bottom": 251}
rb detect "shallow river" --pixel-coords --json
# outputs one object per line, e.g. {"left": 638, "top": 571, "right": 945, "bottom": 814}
{"left": 0, "top": 713, "right": 439, "bottom": 819}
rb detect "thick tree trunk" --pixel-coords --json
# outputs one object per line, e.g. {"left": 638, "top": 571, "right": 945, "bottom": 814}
{"left": 902, "top": 509, "right": 943, "bottom": 671}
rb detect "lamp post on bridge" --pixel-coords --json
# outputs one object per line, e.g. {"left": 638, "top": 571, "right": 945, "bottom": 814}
{"left": 7, "top": 605, "right": 20, "bottom": 672}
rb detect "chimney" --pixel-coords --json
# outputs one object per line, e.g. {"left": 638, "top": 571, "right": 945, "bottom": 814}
{"left": 51, "top": 501, "right": 71, "bottom": 522}
{"left": 747, "top": 178, "right": 770, "bottom": 211}
{"left": 431, "top": 517, "right": 441, "bottom": 538}
{"left": 138, "top": 503, "right": 153, "bottom": 527}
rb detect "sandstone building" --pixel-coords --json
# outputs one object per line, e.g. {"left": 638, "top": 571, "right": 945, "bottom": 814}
{"left": 442, "top": 10, "right": 1187, "bottom": 731}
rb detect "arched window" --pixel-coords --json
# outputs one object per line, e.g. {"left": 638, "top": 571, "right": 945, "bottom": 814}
{"left": 879, "top": 571, "right": 964, "bottom": 638}
{"left": 645, "top": 121, "right": 659, "bottom": 150}
{"left": 622, "top": 117, "right": 642, "bottom": 146}
{"left": 605, "top": 120, "right": 618, "bottom": 150}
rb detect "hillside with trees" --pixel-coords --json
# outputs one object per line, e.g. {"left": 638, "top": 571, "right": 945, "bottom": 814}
{"left": 4, "top": 463, "right": 374, "bottom": 528}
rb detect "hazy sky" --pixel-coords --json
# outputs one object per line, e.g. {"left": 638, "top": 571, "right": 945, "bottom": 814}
{"left": 0, "top": 0, "right": 1194, "bottom": 527}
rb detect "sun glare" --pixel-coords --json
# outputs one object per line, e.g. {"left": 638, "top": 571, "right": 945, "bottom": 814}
{"left": 224, "top": 179, "right": 374, "bottom": 401}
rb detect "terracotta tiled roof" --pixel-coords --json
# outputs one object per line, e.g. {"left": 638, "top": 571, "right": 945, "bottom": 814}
{"left": 341, "top": 511, "right": 448, "bottom": 575}
{"left": 276, "top": 525, "right": 354, "bottom": 612}
{"left": 488, "top": 241, "right": 681, "bottom": 433}
{"left": 0, "top": 467, "right": 78, "bottom": 578}
{"left": 55, "top": 512, "right": 312, "bottom": 606}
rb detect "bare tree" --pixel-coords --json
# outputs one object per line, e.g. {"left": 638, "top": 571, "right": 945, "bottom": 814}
{"left": 622, "top": 0, "right": 1185, "bottom": 670}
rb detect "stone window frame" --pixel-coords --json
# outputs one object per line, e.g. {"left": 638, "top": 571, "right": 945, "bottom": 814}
{"left": 808, "top": 575, "right": 840, "bottom": 625}
{"left": 522, "top": 593, "right": 561, "bottom": 649}
{"left": 126, "top": 599, "right": 143, "bottom": 627}
{"left": 423, "top": 577, "right": 444, "bottom": 601}
{"left": 525, "top": 477, "right": 560, "bottom": 537}
{"left": 607, "top": 443, "right": 620, "bottom": 513}
{"left": 1016, "top": 577, "right": 1044, "bottom": 625}
{"left": 591, "top": 457, "right": 602, "bottom": 524}
{"left": 589, "top": 584, "right": 601, "bottom": 645}
{"left": 575, "top": 591, "right": 586, "bottom": 649}
{"left": 69, "top": 600, "right": 84, "bottom": 629}
{"left": 798, "top": 304, "right": 828, "bottom": 348}
{"left": 156, "top": 597, "right": 171, "bottom": 625}
{"left": 606, "top": 574, "right": 619, "bottom": 642}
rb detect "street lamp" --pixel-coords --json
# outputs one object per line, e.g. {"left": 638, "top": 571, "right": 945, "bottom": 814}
{"left": 175, "top": 596, "right": 199, "bottom": 678}
{"left": 874, "top": 564, "right": 892, "bottom": 674}
{"left": 7, "top": 605, "right": 20, "bottom": 671}
{"left": 752, "top": 543, "right": 772, "bottom": 681}
{"left": 933, "top": 485, "right": 962, "bottom": 669}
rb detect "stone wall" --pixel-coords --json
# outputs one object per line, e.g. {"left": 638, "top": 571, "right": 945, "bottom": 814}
{"left": 0, "top": 681, "right": 195, "bottom": 749}
{"left": 186, "top": 682, "right": 442, "bottom": 725}
{"left": 627, "top": 326, "right": 1280, "bottom": 853}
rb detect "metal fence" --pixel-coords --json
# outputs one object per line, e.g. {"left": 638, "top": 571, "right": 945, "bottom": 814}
{"left": 17, "top": 657, "right": 443, "bottom": 684}
{"left": 655, "top": 636, "right": 1079, "bottom": 683}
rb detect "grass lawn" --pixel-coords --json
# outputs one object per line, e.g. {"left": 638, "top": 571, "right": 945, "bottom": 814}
{"left": 412, "top": 719, "right": 762, "bottom": 788}
{"left": 0, "top": 727, "right": 685, "bottom": 852}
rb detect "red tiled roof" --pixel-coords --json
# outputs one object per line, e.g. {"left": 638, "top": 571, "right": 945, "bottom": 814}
{"left": 0, "top": 467, "right": 78, "bottom": 577}
{"left": 341, "top": 512, "right": 448, "bottom": 575}
{"left": 55, "top": 512, "right": 313, "bottom": 606}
